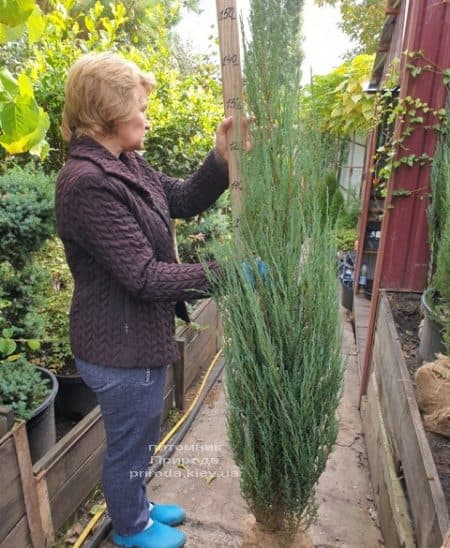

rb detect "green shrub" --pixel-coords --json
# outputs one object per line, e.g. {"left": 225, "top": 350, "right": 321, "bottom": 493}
{"left": 0, "top": 358, "right": 50, "bottom": 421}
{"left": 176, "top": 196, "right": 231, "bottom": 263}
{"left": 332, "top": 227, "right": 357, "bottom": 252}
{"left": 213, "top": 0, "right": 343, "bottom": 537}
{"left": 0, "top": 165, "right": 57, "bottom": 347}
{"left": 318, "top": 171, "right": 339, "bottom": 224}
{"left": 428, "top": 107, "right": 449, "bottom": 279}
{"left": 32, "top": 238, "right": 73, "bottom": 371}
{"left": 39, "top": 289, "right": 72, "bottom": 371}
{"left": 329, "top": 188, "right": 344, "bottom": 226}
{"left": 0, "top": 260, "right": 50, "bottom": 340}
{"left": 20, "top": 1, "right": 219, "bottom": 172}
{"left": 0, "top": 164, "right": 55, "bottom": 268}
{"left": 143, "top": 65, "right": 222, "bottom": 177}
{"left": 318, "top": 171, "right": 347, "bottom": 227}
{"left": 431, "top": 160, "right": 450, "bottom": 351}
{"left": 434, "top": 217, "right": 450, "bottom": 305}
{"left": 0, "top": 238, "right": 73, "bottom": 371}
{"left": 429, "top": 99, "right": 450, "bottom": 351}
{"left": 336, "top": 191, "right": 360, "bottom": 229}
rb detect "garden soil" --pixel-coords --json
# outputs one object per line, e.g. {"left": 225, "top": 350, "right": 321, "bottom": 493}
{"left": 241, "top": 515, "right": 314, "bottom": 547}
{"left": 101, "top": 310, "right": 384, "bottom": 547}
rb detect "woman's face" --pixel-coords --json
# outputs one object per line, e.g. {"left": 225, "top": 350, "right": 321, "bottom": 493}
{"left": 115, "top": 85, "right": 149, "bottom": 152}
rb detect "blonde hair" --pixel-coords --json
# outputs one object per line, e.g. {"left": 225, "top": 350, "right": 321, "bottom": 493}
{"left": 61, "top": 52, "right": 156, "bottom": 142}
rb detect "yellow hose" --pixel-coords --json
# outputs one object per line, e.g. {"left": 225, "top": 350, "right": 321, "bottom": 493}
{"left": 73, "top": 350, "right": 223, "bottom": 548}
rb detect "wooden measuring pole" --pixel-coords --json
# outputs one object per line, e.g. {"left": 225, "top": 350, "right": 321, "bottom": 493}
{"left": 216, "top": 0, "right": 244, "bottom": 228}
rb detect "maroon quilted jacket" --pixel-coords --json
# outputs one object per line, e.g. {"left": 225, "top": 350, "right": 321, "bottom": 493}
{"left": 55, "top": 136, "right": 228, "bottom": 369}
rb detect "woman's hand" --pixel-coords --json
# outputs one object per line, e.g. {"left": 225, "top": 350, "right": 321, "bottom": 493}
{"left": 214, "top": 115, "right": 252, "bottom": 162}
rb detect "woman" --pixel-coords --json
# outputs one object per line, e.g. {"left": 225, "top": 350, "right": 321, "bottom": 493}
{"left": 56, "top": 52, "right": 233, "bottom": 548}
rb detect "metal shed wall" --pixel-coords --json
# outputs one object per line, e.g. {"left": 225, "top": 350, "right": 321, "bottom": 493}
{"left": 378, "top": 0, "right": 450, "bottom": 291}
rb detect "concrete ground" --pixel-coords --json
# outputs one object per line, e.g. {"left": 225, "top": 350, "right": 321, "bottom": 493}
{"left": 104, "top": 311, "right": 385, "bottom": 547}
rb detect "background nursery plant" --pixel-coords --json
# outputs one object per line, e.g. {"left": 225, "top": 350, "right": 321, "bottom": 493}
{"left": 426, "top": 98, "right": 450, "bottom": 353}
{"left": 213, "top": 0, "right": 343, "bottom": 544}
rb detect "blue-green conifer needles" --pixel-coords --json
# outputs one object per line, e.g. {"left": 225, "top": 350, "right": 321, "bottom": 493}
{"left": 212, "top": 0, "right": 344, "bottom": 536}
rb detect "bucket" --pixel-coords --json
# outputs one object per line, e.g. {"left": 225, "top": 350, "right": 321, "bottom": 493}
{"left": 419, "top": 290, "right": 445, "bottom": 362}
{"left": 341, "top": 281, "right": 353, "bottom": 311}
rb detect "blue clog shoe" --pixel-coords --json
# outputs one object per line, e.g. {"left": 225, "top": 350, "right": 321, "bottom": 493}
{"left": 149, "top": 503, "right": 186, "bottom": 526}
{"left": 112, "top": 520, "right": 185, "bottom": 548}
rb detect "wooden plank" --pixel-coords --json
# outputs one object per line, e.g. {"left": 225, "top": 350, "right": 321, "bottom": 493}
{"left": 12, "top": 422, "right": 45, "bottom": 548}
{"left": 165, "top": 362, "right": 174, "bottom": 391}
{"left": 372, "top": 333, "right": 402, "bottom": 469}
{"left": 0, "top": 426, "right": 28, "bottom": 544}
{"left": 173, "top": 349, "right": 184, "bottom": 410}
{"left": 372, "top": 293, "right": 449, "bottom": 547}
{"left": 183, "top": 300, "right": 217, "bottom": 391}
{"left": 0, "top": 477, "right": 27, "bottom": 543}
{"left": 0, "top": 430, "right": 20, "bottom": 486}
{"left": 34, "top": 474, "right": 54, "bottom": 547}
{"left": 361, "top": 374, "right": 416, "bottom": 548}
{"left": 353, "top": 294, "right": 371, "bottom": 381}
{"left": 374, "top": 297, "right": 448, "bottom": 548}
{"left": 49, "top": 441, "right": 105, "bottom": 531}
{"left": 175, "top": 299, "right": 218, "bottom": 403}
{"left": 216, "top": 0, "right": 244, "bottom": 224}
{"left": 216, "top": 311, "right": 223, "bottom": 351}
{"left": 33, "top": 406, "right": 102, "bottom": 474}
{"left": 0, "top": 515, "right": 32, "bottom": 548}
{"left": 33, "top": 406, "right": 105, "bottom": 497}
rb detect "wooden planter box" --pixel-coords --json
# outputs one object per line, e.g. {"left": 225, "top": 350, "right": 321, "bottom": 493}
{"left": 361, "top": 291, "right": 449, "bottom": 548}
{"left": 0, "top": 420, "right": 46, "bottom": 548}
{"left": 33, "top": 406, "right": 106, "bottom": 542}
{"left": 0, "top": 299, "right": 220, "bottom": 546}
{"left": 174, "top": 298, "right": 221, "bottom": 409}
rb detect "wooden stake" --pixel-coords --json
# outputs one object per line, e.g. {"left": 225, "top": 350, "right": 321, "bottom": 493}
{"left": 216, "top": 0, "right": 244, "bottom": 228}
{"left": 12, "top": 422, "right": 46, "bottom": 548}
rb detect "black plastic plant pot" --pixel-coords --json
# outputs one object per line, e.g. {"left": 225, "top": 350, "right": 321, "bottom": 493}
{"left": 55, "top": 372, "right": 97, "bottom": 420}
{"left": 26, "top": 367, "right": 58, "bottom": 463}
{"left": 363, "top": 279, "right": 373, "bottom": 300}
{"left": 340, "top": 280, "right": 353, "bottom": 311}
{"left": 419, "top": 289, "right": 446, "bottom": 362}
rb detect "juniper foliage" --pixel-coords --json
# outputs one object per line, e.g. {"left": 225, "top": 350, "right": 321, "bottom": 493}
{"left": 212, "top": 0, "right": 344, "bottom": 535}
{"left": 428, "top": 100, "right": 450, "bottom": 281}
{"left": 430, "top": 100, "right": 450, "bottom": 350}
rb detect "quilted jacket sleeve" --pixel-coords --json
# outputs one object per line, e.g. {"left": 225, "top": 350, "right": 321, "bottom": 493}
{"left": 64, "top": 176, "right": 219, "bottom": 302}
{"left": 155, "top": 151, "right": 229, "bottom": 218}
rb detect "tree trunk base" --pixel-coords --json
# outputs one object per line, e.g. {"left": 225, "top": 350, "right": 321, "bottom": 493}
{"left": 242, "top": 515, "right": 313, "bottom": 548}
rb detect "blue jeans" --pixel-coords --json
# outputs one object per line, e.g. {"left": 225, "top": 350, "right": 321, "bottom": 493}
{"left": 75, "top": 358, "right": 167, "bottom": 536}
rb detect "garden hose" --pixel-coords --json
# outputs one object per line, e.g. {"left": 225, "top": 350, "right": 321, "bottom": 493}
{"left": 72, "top": 349, "right": 225, "bottom": 548}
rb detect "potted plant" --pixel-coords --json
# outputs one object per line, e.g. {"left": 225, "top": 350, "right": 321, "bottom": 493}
{"left": 420, "top": 100, "right": 450, "bottom": 361}
{"left": 213, "top": 2, "right": 343, "bottom": 545}
{"left": 0, "top": 353, "right": 58, "bottom": 463}
{"left": 0, "top": 164, "right": 61, "bottom": 460}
